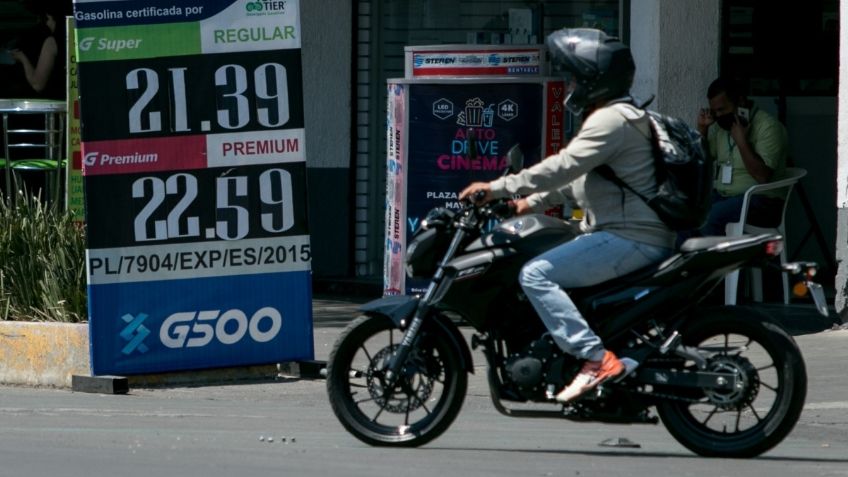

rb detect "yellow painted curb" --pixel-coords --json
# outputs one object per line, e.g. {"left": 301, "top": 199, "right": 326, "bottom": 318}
{"left": 0, "top": 321, "right": 285, "bottom": 389}
{"left": 0, "top": 321, "right": 89, "bottom": 388}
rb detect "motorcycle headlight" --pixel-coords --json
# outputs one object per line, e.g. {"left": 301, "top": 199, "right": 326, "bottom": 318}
{"left": 420, "top": 207, "right": 454, "bottom": 231}
{"left": 405, "top": 227, "right": 449, "bottom": 279}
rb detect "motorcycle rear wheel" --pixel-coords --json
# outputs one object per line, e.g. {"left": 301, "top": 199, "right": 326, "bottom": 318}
{"left": 656, "top": 306, "right": 807, "bottom": 457}
{"left": 326, "top": 314, "right": 467, "bottom": 447}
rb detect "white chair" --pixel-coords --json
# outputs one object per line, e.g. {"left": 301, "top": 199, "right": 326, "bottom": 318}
{"left": 724, "top": 167, "right": 807, "bottom": 305}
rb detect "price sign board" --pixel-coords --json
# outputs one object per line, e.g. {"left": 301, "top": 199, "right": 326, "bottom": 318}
{"left": 73, "top": 0, "right": 313, "bottom": 375}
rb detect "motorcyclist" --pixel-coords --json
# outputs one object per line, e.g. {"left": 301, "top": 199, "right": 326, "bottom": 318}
{"left": 459, "top": 28, "right": 675, "bottom": 402}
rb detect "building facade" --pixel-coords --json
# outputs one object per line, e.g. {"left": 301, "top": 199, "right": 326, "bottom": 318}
{"left": 301, "top": 0, "right": 842, "bottom": 316}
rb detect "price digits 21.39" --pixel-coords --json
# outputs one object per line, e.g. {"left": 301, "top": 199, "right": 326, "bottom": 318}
{"left": 79, "top": 50, "right": 304, "bottom": 141}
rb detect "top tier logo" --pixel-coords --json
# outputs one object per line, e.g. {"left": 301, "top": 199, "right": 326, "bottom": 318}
{"left": 246, "top": 0, "right": 287, "bottom": 16}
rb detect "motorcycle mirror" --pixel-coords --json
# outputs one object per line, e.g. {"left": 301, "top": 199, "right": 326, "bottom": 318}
{"left": 506, "top": 144, "right": 524, "bottom": 174}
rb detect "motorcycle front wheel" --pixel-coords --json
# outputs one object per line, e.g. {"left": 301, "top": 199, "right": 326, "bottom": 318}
{"left": 656, "top": 306, "right": 807, "bottom": 457}
{"left": 326, "top": 314, "right": 467, "bottom": 447}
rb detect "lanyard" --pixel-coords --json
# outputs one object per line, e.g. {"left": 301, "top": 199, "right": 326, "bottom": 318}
{"left": 725, "top": 133, "right": 736, "bottom": 163}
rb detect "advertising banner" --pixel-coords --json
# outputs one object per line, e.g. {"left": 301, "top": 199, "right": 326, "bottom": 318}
{"left": 385, "top": 82, "right": 544, "bottom": 294}
{"left": 383, "top": 83, "right": 406, "bottom": 296}
{"left": 74, "top": 0, "right": 313, "bottom": 375}
{"left": 405, "top": 45, "right": 545, "bottom": 78}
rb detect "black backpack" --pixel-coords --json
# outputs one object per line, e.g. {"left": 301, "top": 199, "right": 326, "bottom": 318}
{"left": 597, "top": 106, "right": 713, "bottom": 231}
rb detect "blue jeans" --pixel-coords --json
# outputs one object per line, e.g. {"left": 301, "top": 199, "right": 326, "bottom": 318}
{"left": 676, "top": 191, "right": 784, "bottom": 247}
{"left": 519, "top": 231, "right": 673, "bottom": 361}
{"left": 700, "top": 190, "right": 784, "bottom": 236}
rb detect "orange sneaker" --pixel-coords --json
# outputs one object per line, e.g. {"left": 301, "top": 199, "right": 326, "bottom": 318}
{"left": 555, "top": 350, "right": 625, "bottom": 403}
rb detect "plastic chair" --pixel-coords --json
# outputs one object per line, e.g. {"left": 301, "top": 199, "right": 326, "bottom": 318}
{"left": 1, "top": 100, "right": 66, "bottom": 205}
{"left": 724, "top": 167, "right": 807, "bottom": 305}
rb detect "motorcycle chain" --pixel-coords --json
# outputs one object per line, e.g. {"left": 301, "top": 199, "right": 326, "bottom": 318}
{"left": 629, "top": 357, "right": 755, "bottom": 406}
{"left": 626, "top": 357, "right": 707, "bottom": 405}
{"left": 629, "top": 387, "right": 703, "bottom": 405}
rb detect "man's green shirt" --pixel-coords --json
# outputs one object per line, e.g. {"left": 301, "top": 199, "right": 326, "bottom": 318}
{"left": 706, "top": 106, "right": 788, "bottom": 198}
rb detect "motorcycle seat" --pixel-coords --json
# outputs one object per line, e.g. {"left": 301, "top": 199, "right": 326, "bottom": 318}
{"left": 679, "top": 236, "right": 734, "bottom": 252}
{"left": 572, "top": 234, "right": 780, "bottom": 297}
{"left": 679, "top": 234, "right": 779, "bottom": 253}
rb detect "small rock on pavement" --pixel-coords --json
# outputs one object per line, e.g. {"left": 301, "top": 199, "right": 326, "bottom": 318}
{"left": 598, "top": 437, "right": 640, "bottom": 448}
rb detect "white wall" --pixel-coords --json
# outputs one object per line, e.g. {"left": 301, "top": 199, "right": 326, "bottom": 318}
{"left": 835, "top": 0, "right": 848, "bottom": 315}
{"left": 299, "top": 0, "right": 354, "bottom": 277}
{"left": 630, "top": 0, "right": 720, "bottom": 122}
{"left": 300, "top": 0, "right": 351, "bottom": 169}
{"left": 629, "top": 0, "right": 660, "bottom": 108}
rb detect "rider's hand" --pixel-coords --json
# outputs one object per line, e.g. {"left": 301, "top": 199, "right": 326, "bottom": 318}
{"left": 513, "top": 198, "right": 532, "bottom": 216}
{"left": 459, "top": 182, "right": 493, "bottom": 204}
{"left": 697, "top": 108, "right": 713, "bottom": 137}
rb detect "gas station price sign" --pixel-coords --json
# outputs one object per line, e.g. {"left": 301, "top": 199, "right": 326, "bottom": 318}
{"left": 73, "top": 0, "right": 314, "bottom": 375}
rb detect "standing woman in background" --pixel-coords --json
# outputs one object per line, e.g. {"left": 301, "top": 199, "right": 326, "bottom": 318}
{"left": 9, "top": 3, "right": 67, "bottom": 100}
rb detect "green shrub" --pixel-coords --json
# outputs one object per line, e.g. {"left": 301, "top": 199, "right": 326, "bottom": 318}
{"left": 0, "top": 192, "right": 87, "bottom": 322}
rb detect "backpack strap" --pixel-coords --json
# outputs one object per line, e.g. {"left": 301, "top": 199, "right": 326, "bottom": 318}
{"left": 594, "top": 164, "right": 650, "bottom": 204}
{"left": 596, "top": 103, "right": 662, "bottom": 209}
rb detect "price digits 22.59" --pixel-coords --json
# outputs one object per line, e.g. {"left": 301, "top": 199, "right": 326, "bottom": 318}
{"left": 132, "top": 168, "right": 295, "bottom": 242}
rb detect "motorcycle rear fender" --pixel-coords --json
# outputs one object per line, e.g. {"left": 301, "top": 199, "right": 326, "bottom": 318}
{"left": 359, "top": 295, "right": 474, "bottom": 373}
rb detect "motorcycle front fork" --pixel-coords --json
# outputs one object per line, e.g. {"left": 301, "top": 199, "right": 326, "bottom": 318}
{"left": 383, "top": 286, "right": 434, "bottom": 388}
{"left": 383, "top": 262, "right": 452, "bottom": 387}
{"left": 384, "top": 227, "right": 468, "bottom": 387}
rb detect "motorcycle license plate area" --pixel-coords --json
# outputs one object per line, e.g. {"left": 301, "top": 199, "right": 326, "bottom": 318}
{"left": 807, "top": 282, "right": 829, "bottom": 317}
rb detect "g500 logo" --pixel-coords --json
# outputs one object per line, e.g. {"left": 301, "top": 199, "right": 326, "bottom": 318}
{"left": 79, "top": 37, "right": 96, "bottom": 51}
{"left": 83, "top": 151, "right": 98, "bottom": 167}
{"left": 120, "top": 313, "right": 150, "bottom": 355}
{"left": 160, "top": 307, "right": 282, "bottom": 348}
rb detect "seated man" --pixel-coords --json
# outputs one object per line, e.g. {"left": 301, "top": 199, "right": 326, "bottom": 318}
{"left": 695, "top": 77, "right": 788, "bottom": 236}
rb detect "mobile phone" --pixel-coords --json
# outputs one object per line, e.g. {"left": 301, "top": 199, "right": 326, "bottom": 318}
{"left": 737, "top": 107, "right": 750, "bottom": 127}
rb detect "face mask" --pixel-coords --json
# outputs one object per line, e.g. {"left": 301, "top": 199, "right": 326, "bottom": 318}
{"left": 715, "top": 112, "right": 735, "bottom": 131}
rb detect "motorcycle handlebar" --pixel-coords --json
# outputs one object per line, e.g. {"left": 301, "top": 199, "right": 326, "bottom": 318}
{"left": 486, "top": 200, "right": 516, "bottom": 219}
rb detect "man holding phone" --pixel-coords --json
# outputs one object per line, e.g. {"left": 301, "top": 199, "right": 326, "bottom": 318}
{"left": 693, "top": 76, "right": 788, "bottom": 237}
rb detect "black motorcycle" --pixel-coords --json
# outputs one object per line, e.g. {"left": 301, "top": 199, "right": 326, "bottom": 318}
{"left": 325, "top": 155, "right": 828, "bottom": 458}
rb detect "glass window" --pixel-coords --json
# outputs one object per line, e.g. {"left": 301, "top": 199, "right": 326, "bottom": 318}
{"left": 379, "top": 1, "right": 622, "bottom": 81}
{"left": 721, "top": 0, "right": 838, "bottom": 96}
{"left": 354, "top": 0, "right": 622, "bottom": 276}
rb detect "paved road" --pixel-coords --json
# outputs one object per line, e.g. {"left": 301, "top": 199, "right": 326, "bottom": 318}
{"left": 1, "top": 299, "right": 847, "bottom": 477}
